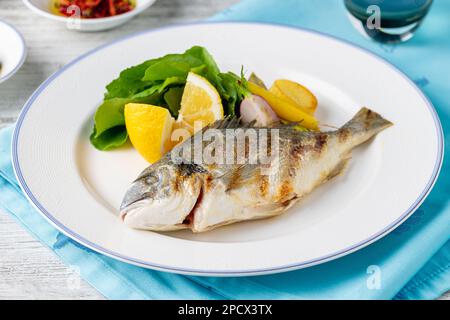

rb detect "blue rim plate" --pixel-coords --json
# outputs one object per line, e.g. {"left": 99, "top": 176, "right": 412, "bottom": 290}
{"left": 12, "top": 22, "right": 444, "bottom": 276}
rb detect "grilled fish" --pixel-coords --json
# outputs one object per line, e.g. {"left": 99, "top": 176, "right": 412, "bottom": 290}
{"left": 120, "top": 107, "right": 392, "bottom": 232}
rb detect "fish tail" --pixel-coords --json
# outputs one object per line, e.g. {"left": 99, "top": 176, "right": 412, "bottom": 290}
{"left": 338, "top": 107, "right": 393, "bottom": 147}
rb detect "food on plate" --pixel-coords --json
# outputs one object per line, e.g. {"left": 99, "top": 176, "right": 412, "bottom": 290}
{"left": 177, "top": 72, "right": 224, "bottom": 131}
{"left": 248, "top": 72, "right": 268, "bottom": 89}
{"left": 50, "top": 0, "right": 135, "bottom": 18}
{"left": 124, "top": 103, "right": 174, "bottom": 163}
{"left": 247, "top": 82, "right": 319, "bottom": 129}
{"left": 89, "top": 46, "right": 392, "bottom": 233}
{"left": 240, "top": 94, "right": 279, "bottom": 126}
{"left": 270, "top": 79, "right": 318, "bottom": 115}
{"left": 90, "top": 46, "right": 249, "bottom": 151}
{"left": 125, "top": 72, "right": 225, "bottom": 159}
{"left": 120, "top": 108, "right": 393, "bottom": 232}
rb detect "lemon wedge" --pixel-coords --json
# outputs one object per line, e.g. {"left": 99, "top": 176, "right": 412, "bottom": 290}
{"left": 124, "top": 103, "right": 174, "bottom": 163}
{"left": 177, "top": 72, "right": 223, "bottom": 132}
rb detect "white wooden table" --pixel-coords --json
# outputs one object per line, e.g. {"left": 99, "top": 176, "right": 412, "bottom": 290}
{"left": 0, "top": 0, "right": 241, "bottom": 300}
{"left": 0, "top": 0, "right": 448, "bottom": 300}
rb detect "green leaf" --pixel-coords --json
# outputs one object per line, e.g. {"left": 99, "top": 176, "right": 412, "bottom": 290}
{"left": 90, "top": 46, "right": 251, "bottom": 151}
{"left": 131, "top": 77, "right": 185, "bottom": 98}
{"left": 217, "top": 71, "right": 250, "bottom": 117}
{"left": 141, "top": 54, "right": 204, "bottom": 82}
{"left": 105, "top": 60, "right": 156, "bottom": 99}
{"left": 92, "top": 98, "right": 129, "bottom": 138}
{"left": 186, "top": 47, "right": 221, "bottom": 78}
{"left": 90, "top": 126, "right": 128, "bottom": 151}
{"left": 164, "top": 87, "right": 184, "bottom": 117}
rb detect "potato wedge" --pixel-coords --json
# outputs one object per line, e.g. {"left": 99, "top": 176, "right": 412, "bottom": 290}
{"left": 270, "top": 79, "right": 317, "bottom": 115}
{"left": 247, "top": 82, "right": 319, "bottom": 130}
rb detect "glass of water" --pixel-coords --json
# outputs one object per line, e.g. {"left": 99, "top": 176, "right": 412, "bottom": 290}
{"left": 344, "top": 0, "right": 434, "bottom": 43}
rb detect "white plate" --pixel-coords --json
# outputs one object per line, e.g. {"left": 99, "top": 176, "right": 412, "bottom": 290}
{"left": 12, "top": 22, "right": 443, "bottom": 276}
{"left": 0, "top": 20, "right": 26, "bottom": 83}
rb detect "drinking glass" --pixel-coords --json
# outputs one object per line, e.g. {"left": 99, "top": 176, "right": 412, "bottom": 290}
{"left": 344, "top": 0, "right": 434, "bottom": 43}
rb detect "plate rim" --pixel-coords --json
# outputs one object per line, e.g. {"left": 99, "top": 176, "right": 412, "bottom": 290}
{"left": 0, "top": 19, "right": 27, "bottom": 84}
{"left": 11, "top": 21, "right": 444, "bottom": 276}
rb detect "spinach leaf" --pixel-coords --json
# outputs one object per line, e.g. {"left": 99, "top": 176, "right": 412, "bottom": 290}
{"left": 90, "top": 126, "right": 128, "bottom": 151}
{"left": 105, "top": 60, "right": 156, "bottom": 99}
{"left": 141, "top": 55, "right": 203, "bottom": 82}
{"left": 217, "top": 71, "right": 250, "bottom": 117}
{"left": 164, "top": 87, "right": 184, "bottom": 117}
{"left": 90, "top": 46, "right": 250, "bottom": 151}
{"left": 186, "top": 46, "right": 223, "bottom": 90}
{"left": 131, "top": 77, "right": 184, "bottom": 98}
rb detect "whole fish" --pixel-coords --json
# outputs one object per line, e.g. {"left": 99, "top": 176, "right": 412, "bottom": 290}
{"left": 120, "top": 107, "right": 392, "bottom": 232}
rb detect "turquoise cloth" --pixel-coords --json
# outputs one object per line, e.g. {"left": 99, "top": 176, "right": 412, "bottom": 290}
{"left": 1, "top": 0, "right": 449, "bottom": 299}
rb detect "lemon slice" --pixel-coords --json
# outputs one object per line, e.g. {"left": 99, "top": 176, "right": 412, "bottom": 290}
{"left": 178, "top": 72, "right": 223, "bottom": 132}
{"left": 124, "top": 103, "right": 174, "bottom": 163}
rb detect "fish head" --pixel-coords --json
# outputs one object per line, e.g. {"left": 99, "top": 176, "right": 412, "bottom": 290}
{"left": 119, "top": 161, "right": 203, "bottom": 231}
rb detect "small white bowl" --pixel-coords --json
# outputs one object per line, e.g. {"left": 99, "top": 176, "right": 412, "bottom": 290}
{"left": 0, "top": 20, "right": 26, "bottom": 84}
{"left": 23, "top": 0, "right": 156, "bottom": 32}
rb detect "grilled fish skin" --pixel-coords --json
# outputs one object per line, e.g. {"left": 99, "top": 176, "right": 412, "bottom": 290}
{"left": 120, "top": 107, "right": 393, "bottom": 232}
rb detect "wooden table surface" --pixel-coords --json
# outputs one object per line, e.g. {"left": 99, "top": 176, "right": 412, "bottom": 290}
{"left": 0, "top": 0, "right": 448, "bottom": 300}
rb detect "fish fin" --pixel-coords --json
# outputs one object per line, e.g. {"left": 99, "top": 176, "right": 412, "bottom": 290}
{"left": 200, "top": 116, "right": 295, "bottom": 132}
{"left": 203, "top": 117, "right": 259, "bottom": 131}
{"left": 342, "top": 107, "right": 393, "bottom": 135}
{"left": 178, "top": 163, "right": 208, "bottom": 176}
{"left": 338, "top": 107, "right": 393, "bottom": 148}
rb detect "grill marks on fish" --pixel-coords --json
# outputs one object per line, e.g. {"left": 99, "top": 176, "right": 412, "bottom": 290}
{"left": 225, "top": 167, "right": 244, "bottom": 192}
{"left": 204, "top": 173, "right": 215, "bottom": 192}
{"left": 178, "top": 162, "right": 207, "bottom": 176}
{"left": 338, "top": 128, "right": 351, "bottom": 143}
{"left": 276, "top": 180, "right": 294, "bottom": 203}
{"left": 364, "top": 109, "right": 377, "bottom": 129}
{"left": 289, "top": 134, "right": 328, "bottom": 161}
{"left": 120, "top": 107, "right": 393, "bottom": 233}
{"left": 314, "top": 133, "right": 328, "bottom": 153}
{"left": 259, "top": 175, "right": 269, "bottom": 198}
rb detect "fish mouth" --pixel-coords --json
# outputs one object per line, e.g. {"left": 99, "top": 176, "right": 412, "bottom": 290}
{"left": 120, "top": 193, "right": 150, "bottom": 215}
{"left": 119, "top": 178, "right": 203, "bottom": 231}
{"left": 120, "top": 186, "right": 204, "bottom": 227}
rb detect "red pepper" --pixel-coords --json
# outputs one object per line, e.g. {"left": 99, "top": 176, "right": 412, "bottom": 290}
{"left": 56, "top": 0, "right": 133, "bottom": 18}
{"left": 108, "top": 0, "right": 117, "bottom": 16}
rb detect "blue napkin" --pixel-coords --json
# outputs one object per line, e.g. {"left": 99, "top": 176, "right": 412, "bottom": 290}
{"left": 1, "top": 0, "right": 449, "bottom": 299}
